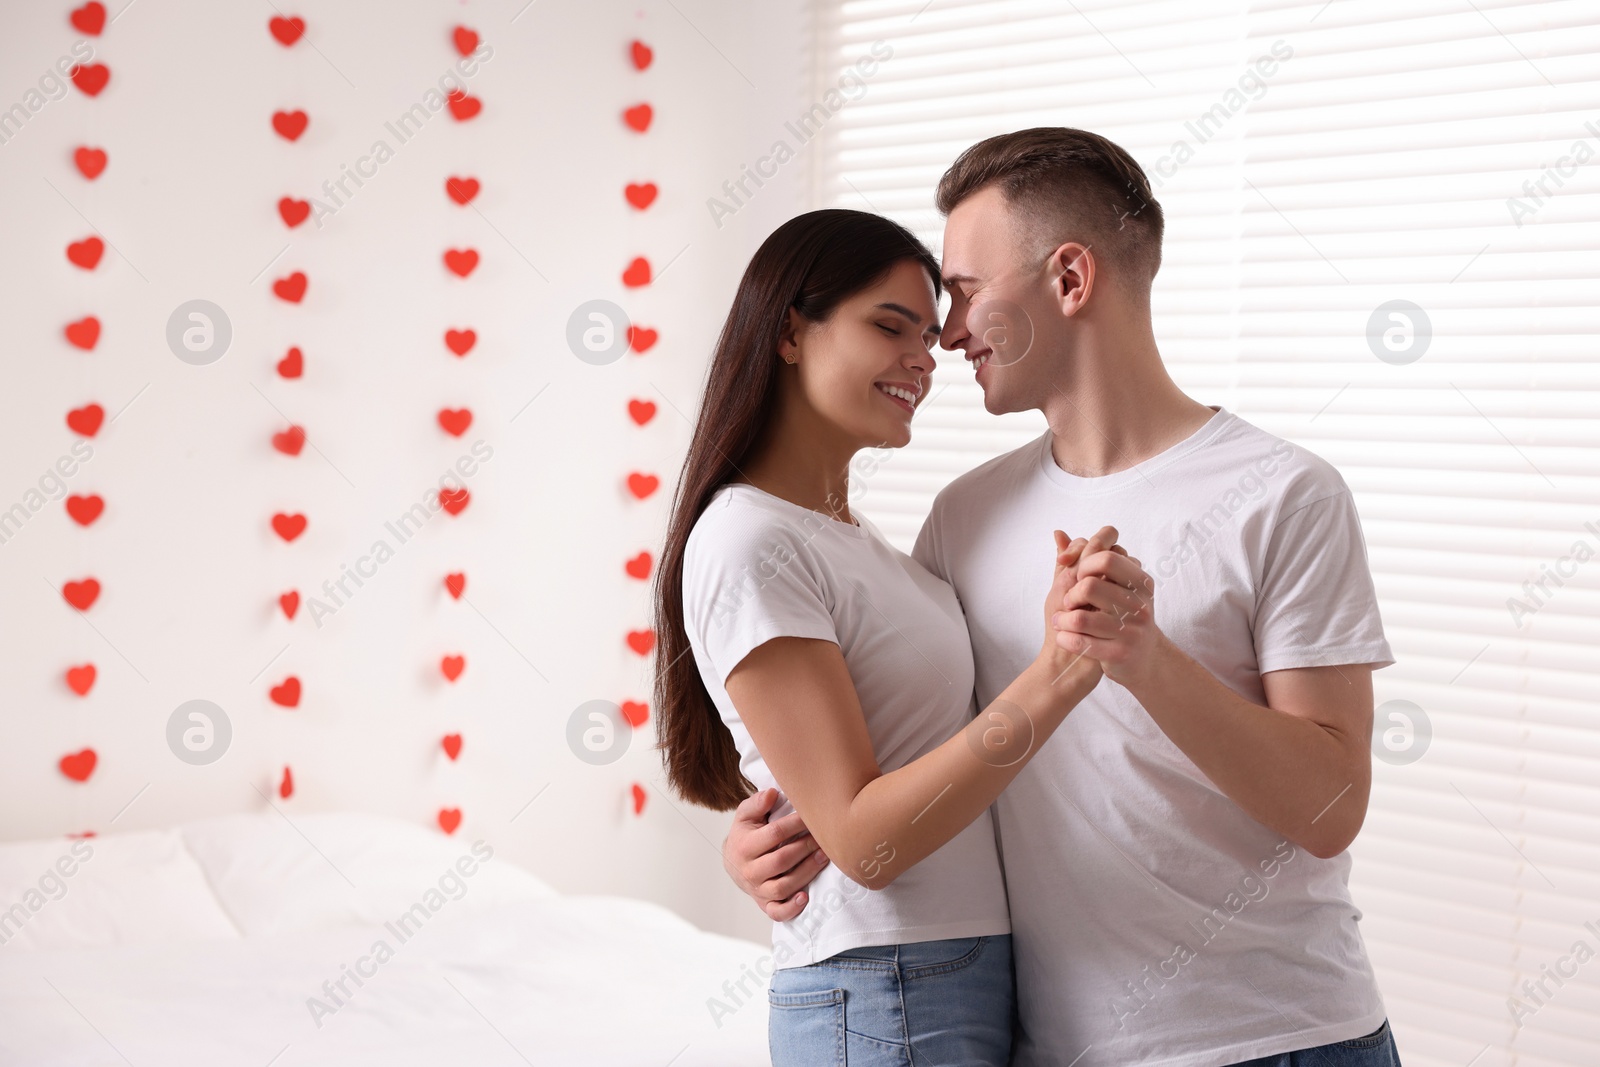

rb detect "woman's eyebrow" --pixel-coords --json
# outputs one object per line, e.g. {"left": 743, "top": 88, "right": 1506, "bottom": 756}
{"left": 874, "top": 302, "right": 941, "bottom": 336}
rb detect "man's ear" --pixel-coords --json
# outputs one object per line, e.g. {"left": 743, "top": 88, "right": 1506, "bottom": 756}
{"left": 1047, "top": 242, "right": 1095, "bottom": 318}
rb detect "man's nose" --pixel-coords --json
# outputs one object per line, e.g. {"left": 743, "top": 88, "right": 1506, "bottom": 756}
{"left": 939, "top": 307, "right": 968, "bottom": 350}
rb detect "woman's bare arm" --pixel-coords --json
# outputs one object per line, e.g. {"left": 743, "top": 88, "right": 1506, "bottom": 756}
{"left": 722, "top": 529, "right": 1112, "bottom": 891}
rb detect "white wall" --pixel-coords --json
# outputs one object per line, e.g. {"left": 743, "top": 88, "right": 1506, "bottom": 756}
{"left": 0, "top": 0, "right": 813, "bottom": 945}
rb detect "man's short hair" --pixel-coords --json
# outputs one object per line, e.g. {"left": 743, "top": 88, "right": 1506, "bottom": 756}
{"left": 936, "top": 127, "right": 1164, "bottom": 294}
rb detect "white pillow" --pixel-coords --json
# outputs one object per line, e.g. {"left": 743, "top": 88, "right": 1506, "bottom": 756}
{"left": 178, "top": 810, "right": 557, "bottom": 937}
{"left": 0, "top": 829, "right": 241, "bottom": 952}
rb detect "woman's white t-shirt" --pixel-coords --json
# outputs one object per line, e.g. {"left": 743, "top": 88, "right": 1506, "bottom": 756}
{"left": 682, "top": 481, "right": 1010, "bottom": 969}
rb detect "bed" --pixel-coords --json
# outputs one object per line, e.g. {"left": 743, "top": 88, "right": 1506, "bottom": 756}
{"left": 0, "top": 811, "right": 771, "bottom": 1065}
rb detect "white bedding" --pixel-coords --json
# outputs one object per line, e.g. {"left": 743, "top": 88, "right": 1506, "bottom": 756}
{"left": 0, "top": 812, "right": 771, "bottom": 1066}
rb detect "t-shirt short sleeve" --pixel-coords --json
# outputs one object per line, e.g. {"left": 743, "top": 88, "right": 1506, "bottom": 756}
{"left": 683, "top": 504, "right": 840, "bottom": 685}
{"left": 1253, "top": 488, "right": 1395, "bottom": 674}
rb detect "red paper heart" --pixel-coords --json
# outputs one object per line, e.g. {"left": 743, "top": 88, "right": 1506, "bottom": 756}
{"left": 443, "top": 249, "right": 479, "bottom": 277}
{"left": 271, "top": 426, "right": 306, "bottom": 456}
{"left": 277, "top": 346, "right": 304, "bottom": 378}
{"left": 452, "top": 25, "right": 479, "bottom": 55}
{"left": 63, "top": 578, "right": 100, "bottom": 611}
{"left": 621, "top": 700, "right": 649, "bottom": 728}
{"left": 627, "top": 399, "right": 656, "bottom": 426}
{"left": 444, "top": 328, "right": 476, "bottom": 356}
{"left": 438, "top": 808, "right": 462, "bottom": 834}
{"left": 624, "top": 182, "right": 657, "bottom": 210}
{"left": 439, "top": 488, "right": 470, "bottom": 516}
{"left": 278, "top": 197, "right": 310, "bottom": 227}
{"left": 446, "top": 176, "right": 480, "bottom": 205}
{"left": 273, "top": 272, "right": 307, "bottom": 302}
{"left": 627, "top": 325, "right": 658, "bottom": 352}
{"left": 271, "top": 512, "right": 307, "bottom": 541}
{"left": 279, "top": 765, "right": 294, "bottom": 798}
{"left": 60, "top": 748, "right": 97, "bottom": 782}
{"left": 630, "top": 783, "right": 647, "bottom": 815}
{"left": 66, "top": 403, "right": 104, "bottom": 437}
{"left": 69, "top": 2, "right": 105, "bottom": 34}
{"left": 269, "top": 15, "right": 304, "bottom": 46}
{"left": 444, "top": 572, "right": 466, "bottom": 599}
{"left": 269, "top": 676, "right": 301, "bottom": 707}
{"left": 447, "top": 90, "right": 482, "bottom": 121}
{"left": 279, "top": 590, "right": 299, "bottom": 619}
{"left": 442, "top": 733, "right": 463, "bottom": 760}
{"left": 67, "top": 237, "right": 104, "bottom": 270}
{"left": 630, "top": 40, "right": 653, "bottom": 71}
{"left": 66, "top": 494, "right": 104, "bottom": 526}
{"left": 623, "top": 103, "right": 653, "bottom": 132}
{"left": 626, "top": 472, "right": 659, "bottom": 499}
{"left": 621, "top": 258, "right": 651, "bottom": 288}
{"left": 66, "top": 664, "right": 97, "bottom": 696}
{"left": 625, "top": 551, "right": 652, "bottom": 580}
{"left": 272, "top": 110, "right": 308, "bottom": 141}
{"left": 74, "top": 147, "right": 107, "bottom": 179}
{"left": 626, "top": 629, "right": 656, "bottom": 655}
{"left": 70, "top": 63, "right": 110, "bottom": 96}
{"left": 64, "top": 316, "right": 100, "bottom": 350}
{"left": 437, "top": 408, "right": 473, "bottom": 437}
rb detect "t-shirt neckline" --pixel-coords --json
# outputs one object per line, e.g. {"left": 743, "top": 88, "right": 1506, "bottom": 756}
{"left": 1036, "top": 406, "right": 1231, "bottom": 494}
{"left": 722, "top": 482, "right": 872, "bottom": 539}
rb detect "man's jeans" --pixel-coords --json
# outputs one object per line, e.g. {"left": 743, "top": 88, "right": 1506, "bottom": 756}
{"left": 1228, "top": 1019, "right": 1402, "bottom": 1067}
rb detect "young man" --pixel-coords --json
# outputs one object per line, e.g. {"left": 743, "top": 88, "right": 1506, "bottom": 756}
{"left": 722, "top": 128, "right": 1402, "bottom": 1067}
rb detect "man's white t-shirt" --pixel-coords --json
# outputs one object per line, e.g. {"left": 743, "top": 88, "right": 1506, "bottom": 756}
{"left": 684, "top": 481, "right": 1010, "bottom": 969}
{"left": 913, "top": 408, "right": 1394, "bottom": 1067}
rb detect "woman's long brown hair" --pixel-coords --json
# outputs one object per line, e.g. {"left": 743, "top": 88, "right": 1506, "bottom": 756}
{"left": 653, "top": 208, "right": 942, "bottom": 810}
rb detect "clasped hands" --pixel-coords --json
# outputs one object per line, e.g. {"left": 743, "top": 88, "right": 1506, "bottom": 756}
{"left": 1043, "top": 525, "right": 1163, "bottom": 687}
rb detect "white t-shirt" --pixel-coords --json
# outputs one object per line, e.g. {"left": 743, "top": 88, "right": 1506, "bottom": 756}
{"left": 913, "top": 408, "right": 1395, "bottom": 1067}
{"left": 683, "top": 481, "right": 1010, "bottom": 969}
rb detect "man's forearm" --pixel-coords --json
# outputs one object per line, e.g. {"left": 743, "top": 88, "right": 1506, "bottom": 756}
{"left": 1122, "top": 636, "right": 1370, "bottom": 858}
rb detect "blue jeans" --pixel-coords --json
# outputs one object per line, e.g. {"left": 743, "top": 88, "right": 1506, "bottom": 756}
{"left": 1227, "top": 1019, "right": 1402, "bottom": 1066}
{"left": 767, "top": 934, "right": 1014, "bottom": 1066}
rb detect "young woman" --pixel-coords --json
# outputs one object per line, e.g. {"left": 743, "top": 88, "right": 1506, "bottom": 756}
{"left": 654, "top": 209, "right": 1113, "bottom": 1066}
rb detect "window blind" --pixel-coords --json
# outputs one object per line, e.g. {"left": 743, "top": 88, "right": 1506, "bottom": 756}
{"left": 811, "top": 2, "right": 1600, "bottom": 1065}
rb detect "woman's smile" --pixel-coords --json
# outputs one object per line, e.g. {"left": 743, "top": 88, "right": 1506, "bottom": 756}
{"left": 874, "top": 378, "right": 921, "bottom": 415}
